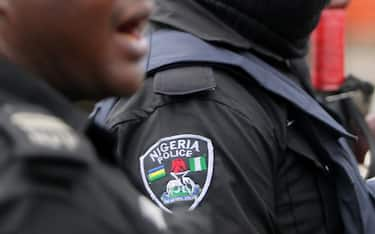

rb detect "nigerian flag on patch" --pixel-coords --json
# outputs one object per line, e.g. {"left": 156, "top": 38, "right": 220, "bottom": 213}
{"left": 189, "top": 156, "right": 207, "bottom": 172}
{"left": 147, "top": 165, "right": 166, "bottom": 183}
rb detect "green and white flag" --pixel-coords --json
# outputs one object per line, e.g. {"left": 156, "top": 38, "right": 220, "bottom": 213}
{"left": 189, "top": 156, "right": 207, "bottom": 172}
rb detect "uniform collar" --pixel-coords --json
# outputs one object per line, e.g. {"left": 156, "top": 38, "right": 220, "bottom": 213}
{"left": 146, "top": 30, "right": 355, "bottom": 139}
{"left": 151, "top": 0, "right": 287, "bottom": 63}
{"left": 0, "top": 58, "right": 89, "bottom": 132}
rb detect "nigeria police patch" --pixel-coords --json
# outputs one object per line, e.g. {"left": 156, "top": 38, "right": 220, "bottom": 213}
{"left": 140, "top": 134, "right": 214, "bottom": 213}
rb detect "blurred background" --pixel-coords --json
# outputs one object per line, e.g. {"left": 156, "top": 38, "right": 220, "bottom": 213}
{"left": 346, "top": 0, "right": 375, "bottom": 109}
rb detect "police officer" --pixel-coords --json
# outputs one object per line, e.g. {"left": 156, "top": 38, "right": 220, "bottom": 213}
{"left": 0, "top": 0, "right": 178, "bottom": 233}
{"left": 101, "top": 0, "right": 375, "bottom": 234}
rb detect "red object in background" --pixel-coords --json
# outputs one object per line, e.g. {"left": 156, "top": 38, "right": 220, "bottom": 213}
{"left": 311, "top": 9, "right": 346, "bottom": 91}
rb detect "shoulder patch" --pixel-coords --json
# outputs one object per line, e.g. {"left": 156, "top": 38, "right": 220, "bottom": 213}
{"left": 140, "top": 134, "right": 214, "bottom": 213}
{"left": 153, "top": 66, "right": 216, "bottom": 95}
{"left": 10, "top": 112, "right": 79, "bottom": 151}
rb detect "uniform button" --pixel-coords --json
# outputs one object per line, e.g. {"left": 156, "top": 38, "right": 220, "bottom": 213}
{"left": 324, "top": 165, "right": 330, "bottom": 173}
{"left": 285, "top": 60, "right": 291, "bottom": 68}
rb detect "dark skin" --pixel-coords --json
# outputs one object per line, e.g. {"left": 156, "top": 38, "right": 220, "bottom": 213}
{"left": 329, "top": 0, "right": 351, "bottom": 8}
{"left": 0, "top": 0, "right": 153, "bottom": 100}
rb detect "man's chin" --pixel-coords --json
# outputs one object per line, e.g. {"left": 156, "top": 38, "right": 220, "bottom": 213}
{"left": 66, "top": 64, "right": 145, "bottom": 101}
{"left": 109, "top": 66, "right": 145, "bottom": 96}
{"left": 92, "top": 76, "right": 144, "bottom": 100}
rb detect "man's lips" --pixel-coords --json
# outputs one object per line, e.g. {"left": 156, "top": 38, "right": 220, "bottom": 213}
{"left": 115, "top": 34, "right": 148, "bottom": 61}
{"left": 329, "top": 0, "right": 351, "bottom": 8}
{"left": 117, "top": 13, "right": 147, "bottom": 39}
{"left": 115, "top": 2, "right": 152, "bottom": 60}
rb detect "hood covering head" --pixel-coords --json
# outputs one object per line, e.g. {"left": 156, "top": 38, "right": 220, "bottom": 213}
{"left": 195, "top": 0, "right": 329, "bottom": 58}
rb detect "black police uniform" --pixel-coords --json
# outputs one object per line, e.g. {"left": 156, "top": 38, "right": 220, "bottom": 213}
{"left": 100, "top": 1, "right": 375, "bottom": 234}
{"left": 0, "top": 58, "right": 173, "bottom": 234}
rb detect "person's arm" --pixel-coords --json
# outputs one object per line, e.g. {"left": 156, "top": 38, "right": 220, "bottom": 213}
{"left": 0, "top": 134, "right": 166, "bottom": 234}
{"left": 111, "top": 68, "right": 282, "bottom": 234}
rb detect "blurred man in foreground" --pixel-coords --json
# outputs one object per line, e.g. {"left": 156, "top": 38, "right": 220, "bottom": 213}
{"left": 0, "top": 0, "right": 179, "bottom": 233}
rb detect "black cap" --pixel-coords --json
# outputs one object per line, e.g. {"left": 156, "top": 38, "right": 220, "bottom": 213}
{"left": 195, "top": 0, "right": 329, "bottom": 58}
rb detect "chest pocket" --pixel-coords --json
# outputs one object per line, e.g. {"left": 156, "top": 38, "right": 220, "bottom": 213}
{"left": 286, "top": 122, "right": 326, "bottom": 170}
{"left": 153, "top": 66, "right": 216, "bottom": 95}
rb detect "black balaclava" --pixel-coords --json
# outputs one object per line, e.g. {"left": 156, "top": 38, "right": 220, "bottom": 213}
{"left": 196, "top": 0, "right": 330, "bottom": 58}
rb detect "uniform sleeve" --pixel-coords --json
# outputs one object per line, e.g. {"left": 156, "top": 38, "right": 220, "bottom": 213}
{"left": 0, "top": 130, "right": 170, "bottom": 234}
{"left": 0, "top": 151, "right": 122, "bottom": 233}
{"left": 113, "top": 76, "right": 283, "bottom": 234}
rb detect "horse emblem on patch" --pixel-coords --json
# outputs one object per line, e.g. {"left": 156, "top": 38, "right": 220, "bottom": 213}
{"left": 140, "top": 134, "right": 214, "bottom": 213}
